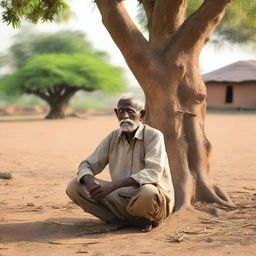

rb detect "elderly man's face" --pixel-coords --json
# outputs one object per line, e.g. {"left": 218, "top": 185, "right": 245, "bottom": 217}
{"left": 115, "top": 99, "right": 144, "bottom": 133}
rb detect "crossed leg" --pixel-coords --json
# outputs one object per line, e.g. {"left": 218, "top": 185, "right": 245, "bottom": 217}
{"left": 66, "top": 178, "right": 168, "bottom": 230}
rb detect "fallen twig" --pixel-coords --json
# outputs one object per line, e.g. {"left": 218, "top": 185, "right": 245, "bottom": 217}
{"left": 48, "top": 240, "right": 99, "bottom": 245}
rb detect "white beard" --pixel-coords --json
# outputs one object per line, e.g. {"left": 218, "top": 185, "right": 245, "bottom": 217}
{"left": 120, "top": 120, "right": 139, "bottom": 133}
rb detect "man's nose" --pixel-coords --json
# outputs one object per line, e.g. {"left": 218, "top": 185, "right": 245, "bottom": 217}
{"left": 121, "top": 111, "right": 129, "bottom": 119}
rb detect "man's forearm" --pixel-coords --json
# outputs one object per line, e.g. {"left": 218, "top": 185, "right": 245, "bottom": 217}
{"left": 112, "top": 177, "right": 139, "bottom": 190}
{"left": 81, "top": 174, "right": 99, "bottom": 192}
{"left": 82, "top": 176, "right": 139, "bottom": 201}
{"left": 81, "top": 174, "right": 95, "bottom": 183}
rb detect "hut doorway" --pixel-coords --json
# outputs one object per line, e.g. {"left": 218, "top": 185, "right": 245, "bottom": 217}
{"left": 225, "top": 85, "right": 233, "bottom": 103}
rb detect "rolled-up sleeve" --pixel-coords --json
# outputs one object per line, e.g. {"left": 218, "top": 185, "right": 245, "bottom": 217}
{"left": 77, "top": 132, "right": 113, "bottom": 183}
{"left": 130, "top": 131, "right": 166, "bottom": 185}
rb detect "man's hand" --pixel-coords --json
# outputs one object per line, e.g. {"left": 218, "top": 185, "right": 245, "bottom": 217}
{"left": 89, "top": 181, "right": 115, "bottom": 201}
{"left": 82, "top": 175, "right": 138, "bottom": 201}
{"left": 82, "top": 175, "right": 115, "bottom": 201}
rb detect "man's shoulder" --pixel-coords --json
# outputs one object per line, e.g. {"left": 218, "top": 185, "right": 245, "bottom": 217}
{"left": 106, "top": 128, "right": 121, "bottom": 140}
{"left": 111, "top": 128, "right": 121, "bottom": 136}
{"left": 99, "top": 128, "right": 120, "bottom": 143}
{"left": 143, "top": 124, "right": 164, "bottom": 138}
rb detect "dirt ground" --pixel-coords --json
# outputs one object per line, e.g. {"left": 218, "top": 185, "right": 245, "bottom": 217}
{"left": 0, "top": 111, "right": 256, "bottom": 256}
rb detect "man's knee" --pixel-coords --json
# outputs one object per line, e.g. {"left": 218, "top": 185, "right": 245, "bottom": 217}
{"left": 66, "top": 178, "right": 80, "bottom": 202}
{"left": 126, "top": 184, "right": 161, "bottom": 220}
{"left": 137, "top": 184, "right": 159, "bottom": 201}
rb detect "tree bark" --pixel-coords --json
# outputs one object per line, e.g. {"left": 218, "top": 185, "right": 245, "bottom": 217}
{"left": 45, "top": 87, "right": 78, "bottom": 119}
{"left": 95, "top": 0, "right": 234, "bottom": 210}
{"left": 45, "top": 99, "right": 68, "bottom": 119}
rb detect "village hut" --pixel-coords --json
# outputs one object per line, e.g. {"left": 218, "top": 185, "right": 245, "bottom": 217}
{"left": 202, "top": 60, "right": 256, "bottom": 110}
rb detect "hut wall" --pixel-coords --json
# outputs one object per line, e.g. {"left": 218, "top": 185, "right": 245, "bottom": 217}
{"left": 206, "top": 82, "right": 256, "bottom": 109}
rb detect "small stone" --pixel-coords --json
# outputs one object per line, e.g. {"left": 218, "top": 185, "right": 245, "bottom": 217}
{"left": 76, "top": 251, "right": 89, "bottom": 254}
{"left": 207, "top": 207, "right": 220, "bottom": 217}
{"left": 0, "top": 173, "right": 12, "bottom": 180}
{"left": 205, "top": 238, "right": 214, "bottom": 243}
{"left": 26, "top": 202, "right": 35, "bottom": 207}
{"left": 52, "top": 205, "right": 61, "bottom": 209}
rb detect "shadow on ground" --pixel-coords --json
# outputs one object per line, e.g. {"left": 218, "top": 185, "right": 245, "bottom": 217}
{"left": 0, "top": 217, "right": 126, "bottom": 243}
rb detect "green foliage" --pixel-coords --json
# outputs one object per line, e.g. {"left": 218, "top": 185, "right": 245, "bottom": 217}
{"left": 2, "top": 0, "right": 255, "bottom": 45}
{"left": 0, "top": 0, "right": 71, "bottom": 27}
{"left": 0, "top": 53, "right": 125, "bottom": 94}
{"left": 186, "top": 0, "right": 203, "bottom": 16}
{"left": 186, "top": 0, "right": 256, "bottom": 44}
{"left": 5, "top": 30, "right": 100, "bottom": 69}
{"left": 137, "top": 0, "right": 256, "bottom": 45}
{"left": 217, "top": 1, "right": 256, "bottom": 44}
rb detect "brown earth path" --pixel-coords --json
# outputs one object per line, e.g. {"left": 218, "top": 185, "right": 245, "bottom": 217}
{"left": 0, "top": 111, "right": 256, "bottom": 256}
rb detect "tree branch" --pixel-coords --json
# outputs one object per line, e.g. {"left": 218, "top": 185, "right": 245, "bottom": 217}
{"left": 95, "top": 0, "right": 164, "bottom": 90}
{"left": 47, "top": 88, "right": 55, "bottom": 96}
{"left": 54, "top": 84, "right": 64, "bottom": 94}
{"left": 24, "top": 88, "right": 50, "bottom": 103}
{"left": 168, "top": 0, "right": 231, "bottom": 55}
{"left": 79, "top": 87, "right": 95, "bottom": 92}
{"left": 60, "top": 86, "right": 78, "bottom": 101}
{"left": 141, "top": 0, "right": 155, "bottom": 31}
{"left": 149, "top": 0, "right": 187, "bottom": 50}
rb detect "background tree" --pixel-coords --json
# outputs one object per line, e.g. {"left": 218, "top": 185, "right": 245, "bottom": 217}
{"left": 1, "top": 29, "right": 105, "bottom": 69}
{"left": 0, "top": 29, "right": 125, "bottom": 119}
{"left": 0, "top": 53, "right": 125, "bottom": 119}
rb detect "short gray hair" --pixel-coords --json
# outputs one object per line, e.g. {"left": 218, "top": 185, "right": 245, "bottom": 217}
{"left": 117, "top": 94, "right": 145, "bottom": 111}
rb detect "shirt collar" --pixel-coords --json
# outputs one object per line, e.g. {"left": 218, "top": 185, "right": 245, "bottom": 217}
{"left": 134, "top": 122, "right": 144, "bottom": 140}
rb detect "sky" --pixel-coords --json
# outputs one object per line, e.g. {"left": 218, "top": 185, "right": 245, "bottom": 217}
{"left": 1, "top": 0, "right": 256, "bottom": 87}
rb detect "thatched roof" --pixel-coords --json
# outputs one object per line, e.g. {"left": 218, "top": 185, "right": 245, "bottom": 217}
{"left": 202, "top": 60, "right": 256, "bottom": 83}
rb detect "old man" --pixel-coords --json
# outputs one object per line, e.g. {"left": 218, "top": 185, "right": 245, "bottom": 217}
{"left": 66, "top": 95, "right": 174, "bottom": 231}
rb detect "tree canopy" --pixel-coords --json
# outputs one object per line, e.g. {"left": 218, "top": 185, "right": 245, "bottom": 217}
{"left": 0, "top": 52, "right": 125, "bottom": 118}
{"left": 187, "top": 0, "right": 256, "bottom": 44}
{"left": 0, "top": 0, "right": 70, "bottom": 27}
{"left": 1, "top": 53, "right": 124, "bottom": 95}
{"left": 2, "top": 29, "right": 107, "bottom": 69}
{"left": 1, "top": 0, "right": 255, "bottom": 45}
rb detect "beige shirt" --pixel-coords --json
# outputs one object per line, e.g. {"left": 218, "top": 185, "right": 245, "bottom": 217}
{"left": 77, "top": 123, "right": 175, "bottom": 210}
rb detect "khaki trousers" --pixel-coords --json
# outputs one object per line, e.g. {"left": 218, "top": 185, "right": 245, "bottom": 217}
{"left": 66, "top": 178, "right": 169, "bottom": 223}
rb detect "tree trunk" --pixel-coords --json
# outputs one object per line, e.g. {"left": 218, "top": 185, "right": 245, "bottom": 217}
{"left": 45, "top": 99, "right": 68, "bottom": 119}
{"left": 143, "top": 59, "right": 234, "bottom": 210}
{"left": 95, "top": 0, "right": 234, "bottom": 210}
{"left": 45, "top": 89, "right": 77, "bottom": 119}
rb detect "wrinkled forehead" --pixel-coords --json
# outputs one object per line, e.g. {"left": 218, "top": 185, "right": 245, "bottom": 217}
{"left": 117, "top": 98, "right": 143, "bottom": 111}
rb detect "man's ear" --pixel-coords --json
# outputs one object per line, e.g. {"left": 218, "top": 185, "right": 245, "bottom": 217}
{"left": 114, "top": 108, "right": 118, "bottom": 118}
{"left": 140, "top": 110, "right": 146, "bottom": 121}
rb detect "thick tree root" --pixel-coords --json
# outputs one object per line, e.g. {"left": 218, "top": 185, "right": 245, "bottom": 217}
{"left": 198, "top": 179, "right": 235, "bottom": 208}
{"left": 213, "top": 184, "right": 234, "bottom": 204}
{"left": 45, "top": 112, "right": 65, "bottom": 119}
